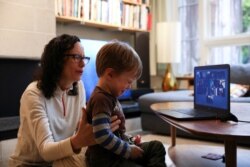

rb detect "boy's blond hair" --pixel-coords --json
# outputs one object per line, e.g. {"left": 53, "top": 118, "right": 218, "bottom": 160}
{"left": 96, "top": 41, "right": 142, "bottom": 79}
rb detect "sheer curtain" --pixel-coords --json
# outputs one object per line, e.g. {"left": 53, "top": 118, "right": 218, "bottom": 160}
{"left": 150, "top": 0, "right": 179, "bottom": 75}
{"left": 209, "top": 0, "right": 243, "bottom": 37}
{"left": 178, "top": 0, "right": 199, "bottom": 75}
{"left": 208, "top": 0, "right": 243, "bottom": 65}
{"left": 149, "top": 0, "right": 167, "bottom": 75}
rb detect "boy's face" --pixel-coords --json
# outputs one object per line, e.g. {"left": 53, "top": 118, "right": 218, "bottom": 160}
{"left": 109, "top": 70, "right": 136, "bottom": 97}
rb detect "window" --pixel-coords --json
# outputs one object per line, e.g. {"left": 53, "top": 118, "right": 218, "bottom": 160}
{"left": 178, "top": 0, "right": 250, "bottom": 75}
{"left": 209, "top": 45, "right": 250, "bottom": 64}
{"left": 207, "top": 0, "right": 250, "bottom": 65}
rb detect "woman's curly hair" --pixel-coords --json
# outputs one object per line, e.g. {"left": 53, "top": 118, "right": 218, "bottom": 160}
{"left": 36, "top": 34, "right": 80, "bottom": 98}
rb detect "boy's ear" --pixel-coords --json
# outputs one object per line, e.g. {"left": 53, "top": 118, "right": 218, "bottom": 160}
{"left": 105, "top": 68, "right": 115, "bottom": 79}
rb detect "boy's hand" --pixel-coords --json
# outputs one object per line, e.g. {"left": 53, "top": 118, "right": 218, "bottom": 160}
{"left": 130, "top": 145, "right": 144, "bottom": 159}
{"left": 133, "top": 135, "right": 141, "bottom": 145}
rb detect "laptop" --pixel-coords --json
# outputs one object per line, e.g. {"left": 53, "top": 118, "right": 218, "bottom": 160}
{"left": 158, "top": 64, "right": 231, "bottom": 120}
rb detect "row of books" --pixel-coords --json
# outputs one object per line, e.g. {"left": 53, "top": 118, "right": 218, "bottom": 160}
{"left": 122, "top": 4, "right": 149, "bottom": 30}
{"left": 55, "top": 0, "right": 151, "bottom": 30}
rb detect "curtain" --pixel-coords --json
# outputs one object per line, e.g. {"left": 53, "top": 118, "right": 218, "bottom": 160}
{"left": 149, "top": 0, "right": 167, "bottom": 75}
{"left": 208, "top": 0, "right": 243, "bottom": 65}
{"left": 178, "top": 0, "right": 199, "bottom": 75}
{"left": 150, "top": 0, "right": 179, "bottom": 75}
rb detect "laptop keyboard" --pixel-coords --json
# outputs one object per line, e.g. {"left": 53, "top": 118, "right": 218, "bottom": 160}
{"left": 170, "top": 108, "right": 213, "bottom": 117}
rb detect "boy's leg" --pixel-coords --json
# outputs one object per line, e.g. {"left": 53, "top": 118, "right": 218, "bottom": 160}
{"left": 113, "top": 159, "right": 144, "bottom": 167}
{"left": 86, "top": 150, "right": 143, "bottom": 167}
{"left": 139, "top": 140, "right": 167, "bottom": 167}
{"left": 87, "top": 158, "right": 143, "bottom": 167}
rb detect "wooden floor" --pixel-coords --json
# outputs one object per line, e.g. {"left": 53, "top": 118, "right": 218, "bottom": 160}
{"left": 169, "top": 144, "right": 250, "bottom": 167}
{"left": 140, "top": 133, "right": 250, "bottom": 167}
{"left": 1, "top": 132, "right": 250, "bottom": 167}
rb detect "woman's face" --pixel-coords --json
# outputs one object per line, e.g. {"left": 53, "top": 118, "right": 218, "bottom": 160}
{"left": 60, "top": 42, "right": 85, "bottom": 88}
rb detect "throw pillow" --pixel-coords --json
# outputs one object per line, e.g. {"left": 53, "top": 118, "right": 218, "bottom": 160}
{"left": 230, "top": 83, "right": 249, "bottom": 98}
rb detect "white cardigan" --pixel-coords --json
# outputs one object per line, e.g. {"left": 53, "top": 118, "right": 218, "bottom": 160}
{"left": 9, "top": 81, "right": 86, "bottom": 167}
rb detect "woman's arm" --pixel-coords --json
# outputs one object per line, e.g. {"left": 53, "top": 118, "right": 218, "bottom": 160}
{"left": 24, "top": 90, "right": 75, "bottom": 161}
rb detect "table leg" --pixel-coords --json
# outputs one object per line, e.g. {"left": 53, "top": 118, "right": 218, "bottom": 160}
{"left": 224, "top": 139, "right": 237, "bottom": 167}
{"left": 170, "top": 125, "right": 176, "bottom": 146}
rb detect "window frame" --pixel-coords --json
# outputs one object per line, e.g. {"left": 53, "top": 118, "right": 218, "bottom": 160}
{"left": 199, "top": 0, "right": 250, "bottom": 65}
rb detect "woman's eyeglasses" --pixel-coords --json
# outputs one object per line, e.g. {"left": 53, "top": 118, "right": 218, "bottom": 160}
{"left": 66, "top": 54, "right": 90, "bottom": 64}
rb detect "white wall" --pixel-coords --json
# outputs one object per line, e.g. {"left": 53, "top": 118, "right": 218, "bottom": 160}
{"left": 56, "top": 23, "right": 135, "bottom": 47}
{"left": 0, "top": 1, "right": 55, "bottom": 165}
{"left": 0, "top": 0, "right": 56, "bottom": 59}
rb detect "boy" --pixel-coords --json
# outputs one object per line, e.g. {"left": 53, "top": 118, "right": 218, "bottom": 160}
{"left": 85, "top": 41, "right": 166, "bottom": 167}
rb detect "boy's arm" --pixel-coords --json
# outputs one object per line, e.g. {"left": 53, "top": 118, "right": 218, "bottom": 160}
{"left": 92, "top": 112, "right": 131, "bottom": 159}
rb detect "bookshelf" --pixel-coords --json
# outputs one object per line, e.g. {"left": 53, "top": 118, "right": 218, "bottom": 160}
{"left": 55, "top": 0, "right": 151, "bottom": 32}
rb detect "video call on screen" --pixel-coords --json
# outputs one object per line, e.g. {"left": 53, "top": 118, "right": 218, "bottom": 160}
{"left": 195, "top": 69, "right": 228, "bottom": 110}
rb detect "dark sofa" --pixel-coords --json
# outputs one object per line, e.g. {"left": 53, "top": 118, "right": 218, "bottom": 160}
{"left": 139, "top": 64, "right": 250, "bottom": 145}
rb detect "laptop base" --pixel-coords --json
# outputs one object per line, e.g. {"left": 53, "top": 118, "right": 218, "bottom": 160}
{"left": 158, "top": 109, "right": 217, "bottom": 121}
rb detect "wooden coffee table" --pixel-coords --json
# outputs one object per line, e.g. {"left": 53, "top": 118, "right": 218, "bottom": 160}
{"left": 151, "top": 102, "right": 250, "bottom": 167}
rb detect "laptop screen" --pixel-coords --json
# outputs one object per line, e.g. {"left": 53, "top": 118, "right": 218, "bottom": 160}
{"left": 194, "top": 64, "right": 230, "bottom": 111}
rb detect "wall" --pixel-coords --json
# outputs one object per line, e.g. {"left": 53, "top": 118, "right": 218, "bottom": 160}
{"left": 0, "top": 1, "right": 55, "bottom": 165}
{"left": 0, "top": 0, "right": 55, "bottom": 59}
{"left": 56, "top": 23, "right": 135, "bottom": 48}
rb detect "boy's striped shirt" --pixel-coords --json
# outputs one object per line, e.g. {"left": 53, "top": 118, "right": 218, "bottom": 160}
{"left": 92, "top": 112, "right": 131, "bottom": 158}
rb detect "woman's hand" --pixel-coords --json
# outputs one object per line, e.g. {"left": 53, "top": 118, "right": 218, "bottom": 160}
{"left": 70, "top": 108, "right": 95, "bottom": 152}
{"left": 110, "top": 115, "right": 121, "bottom": 132}
{"left": 70, "top": 109, "right": 121, "bottom": 152}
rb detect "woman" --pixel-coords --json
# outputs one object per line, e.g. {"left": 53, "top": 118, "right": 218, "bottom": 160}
{"left": 9, "top": 34, "right": 120, "bottom": 167}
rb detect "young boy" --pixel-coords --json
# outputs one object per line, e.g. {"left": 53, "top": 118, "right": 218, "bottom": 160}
{"left": 85, "top": 41, "right": 166, "bottom": 167}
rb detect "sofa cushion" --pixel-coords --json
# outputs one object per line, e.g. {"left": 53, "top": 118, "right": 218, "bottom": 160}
{"left": 230, "top": 64, "right": 250, "bottom": 85}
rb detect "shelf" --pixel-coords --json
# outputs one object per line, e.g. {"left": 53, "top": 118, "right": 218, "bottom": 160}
{"left": 56, "top": 16, "right": 149, "bottom": 33}
{"left": 56, "top": 16, "right": 81, "bottom": 23}
{"left": 123, "top": 0, "right": 141, "bottom": 5}
{"left": 55, "top": 0, "right": 151, "bottom": 33}
{"left": 123, "top": 0, "right": 150, "bottom": 7}
{"left": 120, "top": 26, "right": 149, "bottom": 32}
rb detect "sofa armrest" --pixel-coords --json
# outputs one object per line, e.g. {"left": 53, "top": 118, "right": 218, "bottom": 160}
{"left": 231, "top": 64, "right": 250, "bottom": 85}
{"left": 131, "top": 88, "right": 154, "bottom": 101}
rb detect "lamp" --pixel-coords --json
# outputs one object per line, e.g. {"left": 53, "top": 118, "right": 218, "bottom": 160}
{"left": 157, "top": 22, "right": 181, "bottom": 91}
